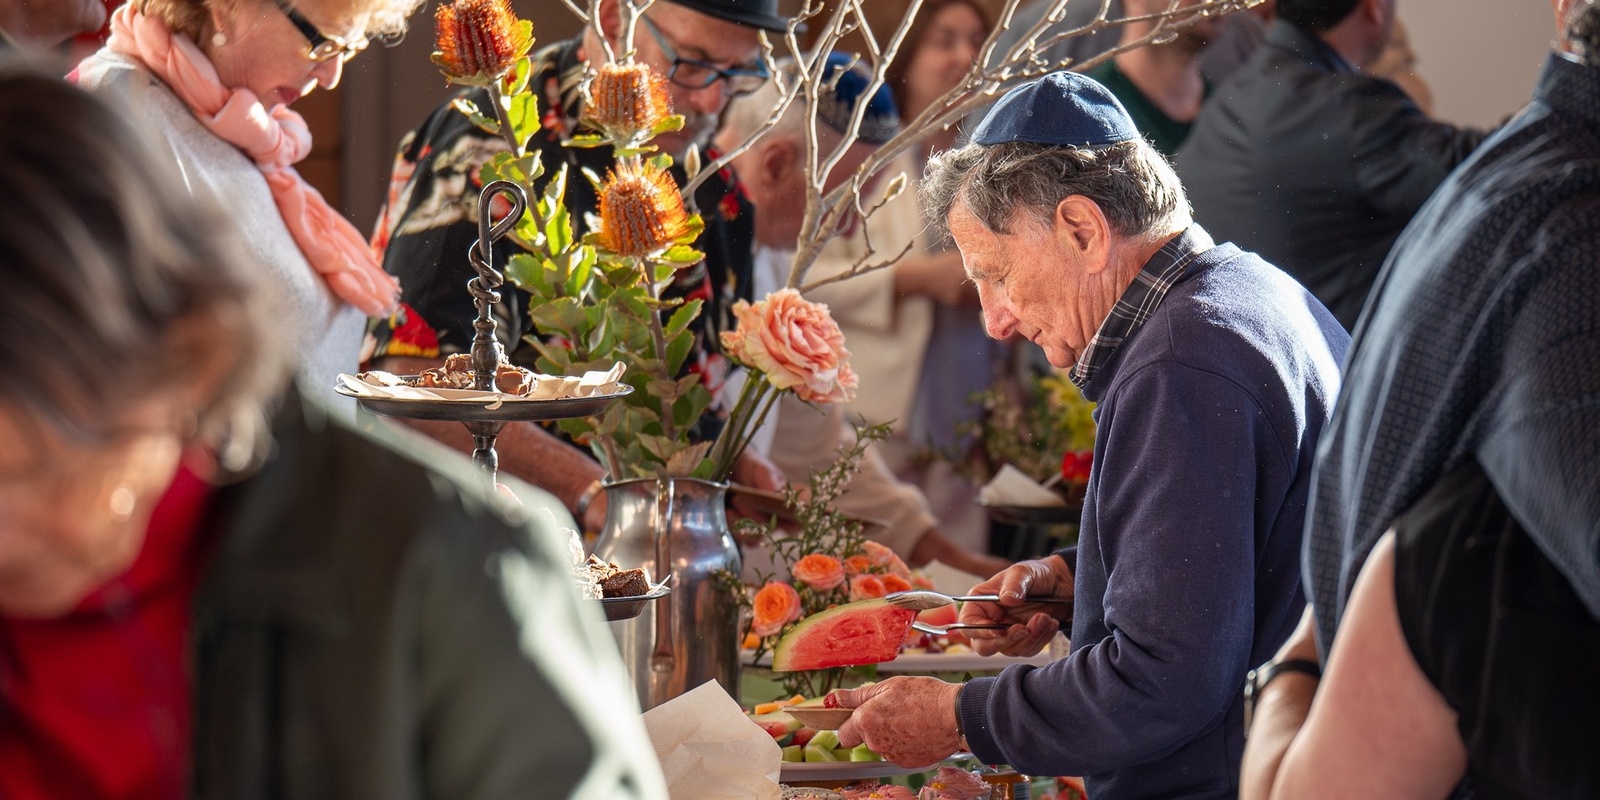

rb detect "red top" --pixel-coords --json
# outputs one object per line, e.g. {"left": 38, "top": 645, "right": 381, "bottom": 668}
{"left": 0, "top": 465, "right": 214, "bottom": 800}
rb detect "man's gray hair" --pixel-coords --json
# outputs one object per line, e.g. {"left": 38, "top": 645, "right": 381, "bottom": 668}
{"left": 920, "top": 139, "right": 1191, "bottom": 242}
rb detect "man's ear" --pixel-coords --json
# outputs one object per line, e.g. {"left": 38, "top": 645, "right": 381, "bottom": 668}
{"left": 760, "top": 137, "right": 800, "bottom": 186}
{"left": 1052, "top": 195, "right": 1113, "bottom": 273}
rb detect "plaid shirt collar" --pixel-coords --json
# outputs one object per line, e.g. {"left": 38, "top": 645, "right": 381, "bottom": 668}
{"left": 1068, "top": 225, "right": 1215, "bottom": 388}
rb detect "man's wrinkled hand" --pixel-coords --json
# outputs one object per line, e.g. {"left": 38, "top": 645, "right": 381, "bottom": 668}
{"left": 957, "top": 555, "right": 1073, "bottom": 657}
{"left": 832, "top": 677, "right": 963, "bottom": 768}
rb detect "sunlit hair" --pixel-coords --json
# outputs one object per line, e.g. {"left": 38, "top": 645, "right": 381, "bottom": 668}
{"left": 133, "top": 0, "right": 423, "bottom": 46}
{"left": 0, "top": 59, "right": 290, "bottom": 472}
{"left": 921, "top": 138, "right": 1191, "bottom": 243}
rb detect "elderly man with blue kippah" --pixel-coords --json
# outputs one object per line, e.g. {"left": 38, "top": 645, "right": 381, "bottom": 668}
{"left": 833, "top": 72, "right": 1350, "bottom": 799}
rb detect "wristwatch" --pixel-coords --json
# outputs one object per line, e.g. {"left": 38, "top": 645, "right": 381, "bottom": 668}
{"left": 1242, "top": 657, "right": 1321, "bottom": 736}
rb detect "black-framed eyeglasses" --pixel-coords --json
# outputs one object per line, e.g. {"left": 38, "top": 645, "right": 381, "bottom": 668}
{"left": 273, "top": 0, "right": 369, "bottom": 63}
{"left": 639, "top": 15, "right": 769, "bottom": 97}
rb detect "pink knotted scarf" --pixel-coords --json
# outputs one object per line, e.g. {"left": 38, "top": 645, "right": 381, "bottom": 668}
{"left": 92, "top": 5, "right": 400, "bottom": 316}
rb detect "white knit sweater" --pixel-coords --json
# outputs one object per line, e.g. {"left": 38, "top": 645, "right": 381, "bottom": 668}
{"left": 76, "top": 52, "right": 365, "bottom": 419}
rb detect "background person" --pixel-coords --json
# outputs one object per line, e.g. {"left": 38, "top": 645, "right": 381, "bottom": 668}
{"left": 805, "top": 0, "right": 1002, "bottom": 557}
{"left": 0, "top": 61, "right": 664, "bottom": 799}
{"left": 834, "top": 71, "right": 1348, "bottom": 800}
{"left": 715, "top": 52, "right": 1010, "bottom": 578}
{"left": 73, "top": 0, "right": 411, "bottom": 417}
{"left": 1175, "top": 0, "right": 1490, "bottom": 330}
{"left": 0, "top": 0, "right": 107, "bottom": 48}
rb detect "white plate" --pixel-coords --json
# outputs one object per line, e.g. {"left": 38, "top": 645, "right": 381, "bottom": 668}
{"left": 743, "top": 649, "right": 1050, "bottom": 673}
{"left": 779, "top": 753, "right": 973, "bottom": 783}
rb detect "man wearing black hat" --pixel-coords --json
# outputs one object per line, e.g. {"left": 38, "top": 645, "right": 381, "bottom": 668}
{"left": 369, "top": 0, "right": 790, "bottom": 527}
{"left": 834, "top": 71, "right": 1349, "bottom": 800}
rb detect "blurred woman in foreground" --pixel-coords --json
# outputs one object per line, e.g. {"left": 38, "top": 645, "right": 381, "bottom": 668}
{"left": 0, "top": 61, "right": 664, "bottom": 800}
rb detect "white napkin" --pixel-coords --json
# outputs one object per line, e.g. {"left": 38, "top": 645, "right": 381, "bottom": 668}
{"left": 641, "top": 681, "right": 781, "bottom": 800}
{"left": 978, "top": 464, "right": 1067, "bottom": 507}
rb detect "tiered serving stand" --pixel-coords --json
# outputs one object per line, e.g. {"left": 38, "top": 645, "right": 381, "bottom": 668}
{"left": 334, "top": 180, "right": 665, "bottom": 621}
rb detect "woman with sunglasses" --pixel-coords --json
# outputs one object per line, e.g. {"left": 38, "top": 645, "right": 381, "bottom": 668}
{"left": 71, "top": 0, "right": 417, "bottom": 417}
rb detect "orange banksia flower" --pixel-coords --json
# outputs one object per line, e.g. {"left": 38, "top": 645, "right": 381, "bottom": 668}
{"left": 432, "top": 0, "right": 533, "bottom": 84}
{"left": 585, "top": 62, "right": 672, "bottom": 143}
{"left": 596, "top": 159, "right": 691, "bottom": 257}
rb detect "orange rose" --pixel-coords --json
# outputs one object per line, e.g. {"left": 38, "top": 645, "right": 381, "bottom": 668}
{"left": 881, "top": 574, "right": 912, "bottom": 594}
{"left": 792, "top": 554, "right": 846, "bottom": 590}
{"left": 849, "top": 574, "right": 887, "bottom": 602}
{"left": 842, "top": 554, "right": 874, "bottom": 576}
{"left": 911, "top": 573, "right": 935, "bottom": 590}
{"left": 751, "top": 581, "right": 802, "bottom": 637}
{"left": 861, "top": 541, "right": 911, "bottom": 579}
{"left": 719, "top": 289, "right": 858, "bottom": 404}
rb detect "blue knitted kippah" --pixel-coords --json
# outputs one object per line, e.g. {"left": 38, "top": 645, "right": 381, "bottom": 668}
{"left": 815, "top": 52, "right": 900, "bottom": 145}
{"left": 971, "top": 70, "right": 1140, "bottom": 148}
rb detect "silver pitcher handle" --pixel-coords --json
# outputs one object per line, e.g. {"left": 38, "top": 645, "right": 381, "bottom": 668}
{"left": 650, "top": 477, "right": 675, "bottom": 673}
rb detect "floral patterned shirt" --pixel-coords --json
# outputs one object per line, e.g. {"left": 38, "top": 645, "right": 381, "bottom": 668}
{"left": 368, "top": 39, "right": 755, "bottom": 413}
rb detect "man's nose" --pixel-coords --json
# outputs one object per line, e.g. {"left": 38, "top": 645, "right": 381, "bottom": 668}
{"left": 977, "top": 288, "right": 1017, "bottom": 340}
{"left": 683, "top": 81, "right": 729, "bottom": 116}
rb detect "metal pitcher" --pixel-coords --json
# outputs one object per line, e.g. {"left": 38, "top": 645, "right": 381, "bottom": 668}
{"left": 592, "top": 477, "right": 741, "bottom": 710}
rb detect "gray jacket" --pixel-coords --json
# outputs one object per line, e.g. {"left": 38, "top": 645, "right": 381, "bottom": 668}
{"left": 192, "top": 391, "right": 665, "bottom": 799}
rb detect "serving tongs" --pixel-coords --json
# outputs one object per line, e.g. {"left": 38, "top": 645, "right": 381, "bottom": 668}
{"left": 887, "top": 590, "right": 1072, "bottom": 634}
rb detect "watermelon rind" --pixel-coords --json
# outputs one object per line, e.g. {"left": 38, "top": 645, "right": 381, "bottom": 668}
{"left": 770, "top": 598, "right": 917, "bottom": 671}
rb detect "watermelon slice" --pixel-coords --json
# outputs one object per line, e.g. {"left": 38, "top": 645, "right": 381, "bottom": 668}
{"left": 771, "top": 599, "right": 917, "bottom": 671}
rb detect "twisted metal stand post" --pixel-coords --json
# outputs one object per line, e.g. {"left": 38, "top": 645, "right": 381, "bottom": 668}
{"left": 464, "top": 179, "right": 529, "bottom": 478}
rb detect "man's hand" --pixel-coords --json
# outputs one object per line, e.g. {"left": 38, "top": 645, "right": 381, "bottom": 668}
{"left": 957, "top": 555, "right": 1074, "bottom": 657}
{"left": 833, "top": 677, "right": 964, "bottom": 768}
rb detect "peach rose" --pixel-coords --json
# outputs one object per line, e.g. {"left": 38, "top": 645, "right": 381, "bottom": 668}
{"left": 842, "top": 554, "right": 874, "bottom": 576}
{"left": 849, "top": 574, "right": 887, "bottom": 602}
{"left": 719, "top": 289, "right": 858, "bottom": 405}
{"left": 792, "top": 554, "right": 846, "bottom": 590}
{"left": 880, "top": 573, "right": 912, "bottom": 594}
{"left": 911, "top": 573, "right": 935, "bottom": 590}
{"left": 861, "top": 541, "right": 911, "bottom": 579}
{"left": 751, "top": 581, "right": 802, "bottom": 637}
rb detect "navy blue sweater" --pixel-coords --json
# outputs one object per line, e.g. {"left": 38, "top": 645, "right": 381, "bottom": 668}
{"left": 958, "top": 243, "right": 1348, "bottom": 799}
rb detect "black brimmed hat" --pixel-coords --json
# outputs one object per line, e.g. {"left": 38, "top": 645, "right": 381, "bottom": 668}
{"left": 666, "top": 0, "right": 791, "bottom": 33}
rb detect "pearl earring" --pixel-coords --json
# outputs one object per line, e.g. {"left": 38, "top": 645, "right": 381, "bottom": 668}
{"left": 212, "top": 31, "right": 227, "bottom": 47}
{"left": 109, "top": 485, "right": 137, "bottom": 522}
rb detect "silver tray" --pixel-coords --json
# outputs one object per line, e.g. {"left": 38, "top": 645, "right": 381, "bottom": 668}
{"left": 336, "top": 381, "right": 633, "bottom": 423}
{"left": 599, "top": 585, "right": 672, "bottom": 622}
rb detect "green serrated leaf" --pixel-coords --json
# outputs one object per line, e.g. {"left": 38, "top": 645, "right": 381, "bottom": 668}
{"left": 451, "top": 96, "right": 500, "bottom": 134}
{"left": 664, "top": 298, "right": 702, "bottom": 337}
{"left": 660, "top": 244, "right": 703, "bottom": 266}
{"left": 506, "top": 55, "right": 533, "bottom": 96}
{"left": 651, "top": 114, "right": 686, "bottom": 136}
{"left": 566, "top": 134, "right": 609, "bottom": 149}
{"left": 666, "top": 327, "right": 694, "bottom": 374}
{"left": 503, "top": 252, "right": 545, "bottom": 293}
{"left": 508, "top": 91, "right": 540, "bottom": 152}
{"left": 647, "top": 152, "right": 674, "bottom": 172}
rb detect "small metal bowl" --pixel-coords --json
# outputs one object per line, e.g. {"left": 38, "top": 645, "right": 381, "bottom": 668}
{"left": 599, "top": 584, "right": 672, "bottom": 622}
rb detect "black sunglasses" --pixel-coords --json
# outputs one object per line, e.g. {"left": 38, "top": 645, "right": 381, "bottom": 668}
{"left": 639, "top": 15, "right": 769, "bottom": 97}
{"left": 273, "top": 0, "right": 369, "bottom": 63}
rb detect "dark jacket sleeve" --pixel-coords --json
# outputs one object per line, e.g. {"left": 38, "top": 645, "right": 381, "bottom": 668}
{"left": 1345, "top": 78, "right": 1491, "bottom": 220}
{"left": 959, "top": 363, "right": 1288, "bottom": 775}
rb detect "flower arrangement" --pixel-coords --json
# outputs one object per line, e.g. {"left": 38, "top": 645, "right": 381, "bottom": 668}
{"left": 428, "top": 0, "right": 855, "bottom": 481}
{"left": 733, "top": 421, "right": 926, "bottom": 698}
{"left": 946, "top": 370, "right": 1097, "bottom": 498}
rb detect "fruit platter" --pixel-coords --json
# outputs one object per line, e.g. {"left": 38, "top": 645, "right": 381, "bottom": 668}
{"left": 747, "top": 696, "right": 979, "bottom": 784}
{"left": 745, "top": 602, "right": 1052, "bottom": 673}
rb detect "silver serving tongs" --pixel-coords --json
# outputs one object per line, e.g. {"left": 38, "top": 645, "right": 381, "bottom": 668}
{"left": 884, "top": 589, "right": 1072, "bottom": 611}
{"left": 887, "top": 590, "right": 1072, "bottom": 634}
